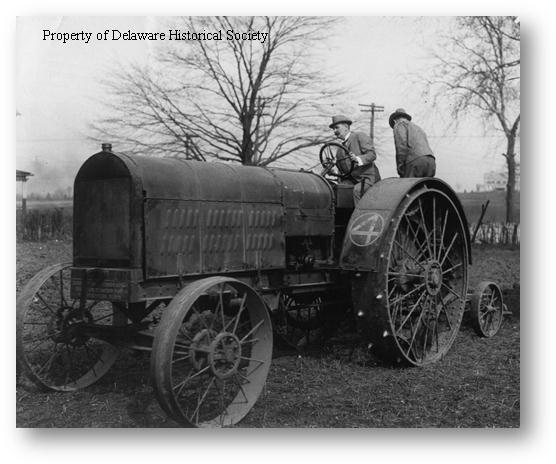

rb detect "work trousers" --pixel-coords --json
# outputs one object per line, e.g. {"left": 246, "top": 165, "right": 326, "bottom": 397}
{"left": 402, "top": 155, "right": 436, "bottom": 178}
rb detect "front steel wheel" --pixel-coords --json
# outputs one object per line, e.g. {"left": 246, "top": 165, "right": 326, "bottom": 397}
{"left": 372, "top": 188, "right": 469, "bottom": 366}
{"left": 16, "top": 263, "right": 125, "bottom": 391}
{"left": 150, "top": 277, "right": 273, "bottom": 427}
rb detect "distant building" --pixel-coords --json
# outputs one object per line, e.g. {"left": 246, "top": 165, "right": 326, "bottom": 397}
{"left": 482, "top": 164, "right": 520, "bottom": 191}
{"left": 16, "top": 170, "right": 33, "bottom": 182}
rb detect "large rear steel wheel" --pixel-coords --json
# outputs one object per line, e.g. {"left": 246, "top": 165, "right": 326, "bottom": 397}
{"left": 16, "top": 263, "right": 125, "bottom": 391}
{"left": 372, "top": 188, "right": 469, "bottom": 366}
{"left": 150, "top": 277, "right": 273, "bottom": 427}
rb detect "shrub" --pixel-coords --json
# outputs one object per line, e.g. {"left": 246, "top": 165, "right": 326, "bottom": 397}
{"left": 17, "top": 207, "right": 73, "bottom": 241}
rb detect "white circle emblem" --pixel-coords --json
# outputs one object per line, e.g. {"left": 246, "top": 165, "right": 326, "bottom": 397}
{"left": 349, "top": 212, "right": 385, "bottom": 247}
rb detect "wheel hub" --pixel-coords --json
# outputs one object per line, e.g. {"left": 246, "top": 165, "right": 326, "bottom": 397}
{"left": 208, "top": 332, "right": 242, "bottom": 380}
{"left": 424, "top": 261, "right": 443, "bottom": 296}
{"left": 48, "top": 307, "right": 91, "bottom": 345}
{"left": 189, "top": 329, "right": 215, "bottom": 370}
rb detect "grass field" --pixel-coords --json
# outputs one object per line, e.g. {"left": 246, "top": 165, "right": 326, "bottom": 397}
{"left": 16, "top": 240, "right": 520, "bottom": 428}
{"left": 458, "top": 190, "right": 520, "bottom": 224}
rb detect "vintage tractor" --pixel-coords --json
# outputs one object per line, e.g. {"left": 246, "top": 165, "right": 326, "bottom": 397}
{"left": 16, "top": 143, "right": 507, "bottom": 427}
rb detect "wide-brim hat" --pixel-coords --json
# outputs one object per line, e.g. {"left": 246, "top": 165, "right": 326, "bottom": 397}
{"left": 389, "top": 108, "right": 412, "bottom": 128}
{"left": 329, "top": 115, "right": 353, "bottom": 129}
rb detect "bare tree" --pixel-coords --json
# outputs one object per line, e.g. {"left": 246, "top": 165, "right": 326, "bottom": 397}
{"left": 424, "top": 16, "right": 520, "bottom": 222}
{"left": 93, "top": 16, "right": 343, "bottom": 166}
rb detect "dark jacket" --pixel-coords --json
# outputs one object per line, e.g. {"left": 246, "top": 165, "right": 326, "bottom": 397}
{"left": 338, "top": 131, "right": 381, "bottom": 184}
{"left": 393, "top": 119, "right": 434, "bottom": 177}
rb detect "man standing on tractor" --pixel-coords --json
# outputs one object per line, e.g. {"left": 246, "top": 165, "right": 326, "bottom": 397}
{"left": 389, "top": 108, "right": 436, "bottom": 178}
{"left": 328, "top": 115, "right": 381, "bottom": 204}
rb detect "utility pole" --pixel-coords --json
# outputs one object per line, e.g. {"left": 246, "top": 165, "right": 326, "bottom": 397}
{"left": 359, "top": 103, "right": 384, "bottom": 143}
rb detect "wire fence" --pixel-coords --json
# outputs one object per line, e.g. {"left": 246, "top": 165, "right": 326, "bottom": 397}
{"left": 16, "top": 205, "right": 520, "bottom": 247}
{"left": 470, "top": 222, "right": 520, "bottom": 246}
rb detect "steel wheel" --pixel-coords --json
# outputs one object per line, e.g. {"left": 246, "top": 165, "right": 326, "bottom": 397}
{"left": 470, "top": 281, "right": 504, "bottom": 337}
{"left": 373, "top": 188, "right": 469, "bottom": 366}
{"left": 151, "top": 277, "right": 273, "bottom": 427}
{"left": 16, "top": 263, "right": 125, "bottom": 391}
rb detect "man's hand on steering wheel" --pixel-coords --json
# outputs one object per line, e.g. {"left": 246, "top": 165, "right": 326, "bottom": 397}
{"left": 319, "top": 141, "right": 356, "bottom": 179}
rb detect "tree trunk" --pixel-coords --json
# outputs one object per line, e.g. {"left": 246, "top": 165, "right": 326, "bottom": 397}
{"left": 504, "top": 135, "right": 517, "bottom": 223}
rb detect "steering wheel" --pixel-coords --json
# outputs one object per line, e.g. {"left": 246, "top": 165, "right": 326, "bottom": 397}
{"left": 319, "top": 142, "right": 355, "bottom": 179}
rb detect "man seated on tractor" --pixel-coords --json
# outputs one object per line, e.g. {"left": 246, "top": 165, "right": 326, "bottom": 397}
{"left": 328, "top": 115, "right": 381, "bottom": 204}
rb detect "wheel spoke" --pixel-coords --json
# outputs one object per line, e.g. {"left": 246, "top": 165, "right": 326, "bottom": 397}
{"left": 405, "top": 306, "right": 425, "bottom": 358}
{"left": 418, "top": 199, "right": 434, "bottom": 260}
{"left": 83, "top": 343, "right": 100, "bottom": 378}
{"left": 488, "top": 289, "right": 497, "bottom": 307}
{"left": 432, "top": 294, "right": 439, "bottom": 352}
{"left": 390, "top": 298, "right": 403, "bottom": 327}
{"left": 35, "top": 347, "right": 61, "bottom": 376}
{"left": 420, "top": 296, "right": 432, "bottom": 361}
{"left": 23, "top": 332, "right": 54, "bottom": 345}
{"left": 482, "top": 311, "right": 492, "bottom": 332}
{"left": 173, "top": 365, "right": 210, "bottom": 394}
{"left": 438, "top": 297, "right": 454, "bottom": 332}
{"left": 235, "top": 369, "right": 252, "bottom": 385}
{"left": 413, "top": 230, "right": 434, "bottom": 263}
{"left": 393, "top": 240, "right": 426, "bottom": 270}
{"left": 239, "top": 354, "right": 264, "bottom": 365}
{"left": 388, "top": 283, "right": 399, "bottom": 300}
{"left": 432, "top": 197, "right": 437, "bottom": 260}
{"left": 187, "top": 376, "right": 216, "bottom": 425}
{"left": 63, "top": 344, "right": 74, "bottom": 386}
{"left": 240, "top": 319, "right": 264, "bottom": 343}
{"left": 437, "top": 209, "right": 450, "bottom": 262}
{"left": 395, "top": 289, "right": 427, "bottom": 334}
{"left": 90, "top": 312, "right": 113, "bottom": 324}
{"left": 232, "top": 293, "right": 248, "bottom": 334}
{"left": 208, "top": 284, "right": 225, "bottom": 332}
{"left": 218, "top": 284, "right": 225, "bottom": 330}
{"left": 231, "top": 374, "right": 250, "bottom": 404}
{"left": 439, "top": 232, "right": 459, "bottom": 268}
{"left": 388, "top": 271, "right": 424, "bottom": 278}
{"left": 85, "top": 300, "right": 102, "bottom": 313}
{"left": 189, "top": 304, "right": 212, "bottom": 332}
{"left": 441, "top": 282, "right": 463, "bottom": 302}
{"left": 36, "top": 293, "right": 56, "bottom": 314}
{"left": 403, "top": 217, "right": 431, "bottom": 262}
{"left": 178, "top": 326, "right": 195, "bottom": 343}
{"left": 442, "top": 262, "right": 462, "bottom": 275}
{"left": 389, "top": 282, "right": 426, "bottom": 306}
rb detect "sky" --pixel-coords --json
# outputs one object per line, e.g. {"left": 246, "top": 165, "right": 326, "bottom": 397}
{"left": 16, "top": 16, "right": 519, "bottom": 194}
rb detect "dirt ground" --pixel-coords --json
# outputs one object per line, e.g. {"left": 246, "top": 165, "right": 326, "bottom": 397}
{"left": 16, "top": 241, "right": 520, "bottom": 428}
